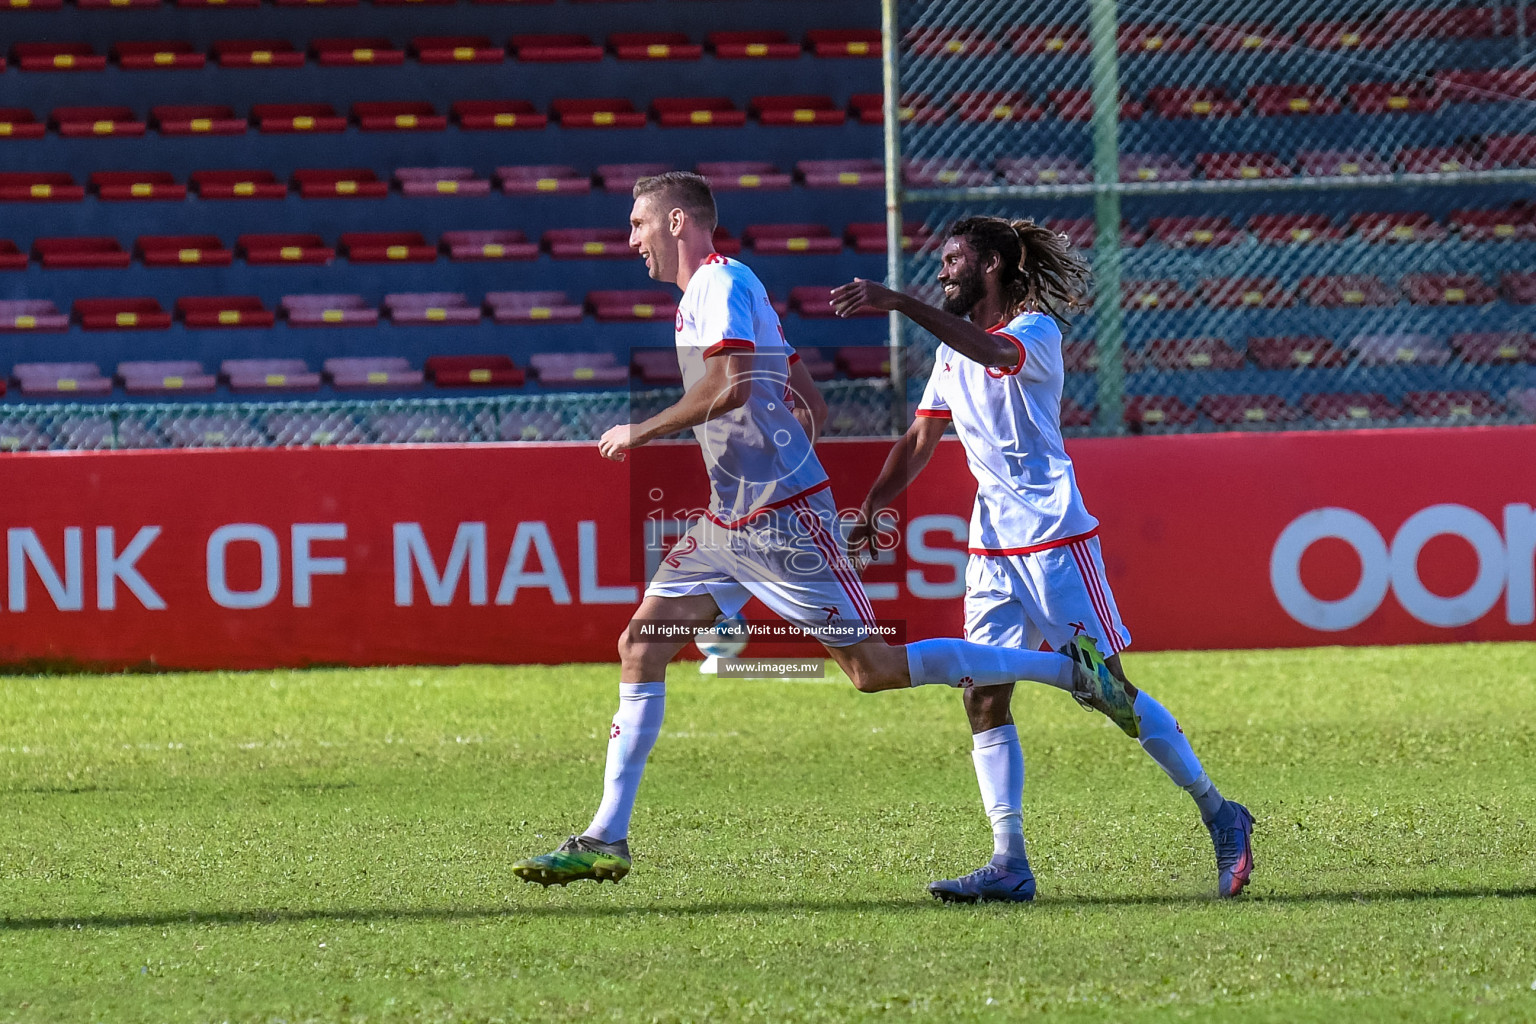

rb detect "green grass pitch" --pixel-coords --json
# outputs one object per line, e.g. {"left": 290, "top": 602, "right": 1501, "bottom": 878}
{"left": 2, "top": 643, "right": 1534, "bottom": 1022}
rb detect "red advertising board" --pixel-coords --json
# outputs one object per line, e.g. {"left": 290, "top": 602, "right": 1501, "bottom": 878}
{"left": 0, "top": 425, "right": 1530, "bottom": 670}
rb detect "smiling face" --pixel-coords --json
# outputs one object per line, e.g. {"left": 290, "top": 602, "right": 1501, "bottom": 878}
{"left": 936, "top": 236, "right": 992, "bottom": 317}
{"left": 628, "top": 194, "right": 679, "bottom": 283}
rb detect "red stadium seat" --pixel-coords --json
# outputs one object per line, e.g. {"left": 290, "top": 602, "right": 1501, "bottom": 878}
{"left": 551, "top": 98, "right": 646, "bottom": 128}
{"left": 596, "top": 162, "right": 672, "bottom": 192}
{"left": 793, "top": 347, "right": 836, "bottom": 381}
{"left": 1147, "top": 86, "right": 1242, "bottom": 118}
{"left": 441, "top": 229, "right": 537, "bottom": 260}
{"left": 588, "top": 290, "right": 677, "bottom": 322}
{"left": 1200, "top": 276, "right": 1297, "bottom": 308}
{"left": 1148, "top": 216, "right": 1242, "bottom": 247}
{"left": 497, "top": 165, "right": 590, "bottom": 195}
{"left": 1348, "top": 82, "right": 1441, "bottom": 113}
{"left": 51, "top": 106, "right": 146, "bottom": 137}
{"left": 281, "top": 293, "right": 377, "bottom": 326}
{"left": 1297, "top": 19, "right": 1390, "bottom": 48}
{"left": 73, "top": 297, "right": 171, "bottom": 330}
{"left": 34, "top": 237, "right": 130, "bottom": 268}
{"left": 0, "top": 300, "right": 68, "bottom": 332}
{"left": 353, "top": 101, "right": 446, "bottom": 132}
{"left": 1452, "top": 331, "right": 1533, "bottom": 363}
{"left": 1010, "top": 25, "right": 1089, "bottom": 54}
{"left": 528, "top": 352, "right": 629, "bottom": 386}
{"left": 1349, "top": 332, "right": 1450, "bottom": 365}
{"left": 707, "top": 31, "right": 800, "bottom": 59}
{"left": 223, "top": 359, "right": 321, "bottom": 393}
{"left": 1302, "top": 392, "right": 1401, "bottom": 423}
{"left": 311, "top": 38, "right": 405, "bottom": 66}
{"left": 836, "top": 347, "right": 891, "bottom": 379}
{"left": 118, "top": 361, "right": 217, "bottom": 396}
{"left": 212, "top": 39, "right": 304, "bottom": 68}
{"left": 905, "top": 26, "right": 997, "bottom": 57}
{"left": 395, "top": 167, "right": 492, "bottom": 197}
{"left": 1198, "top": 394, "right": 1299, "bottom": 427}
{"left": 1118, "top": 22, "right": 1198, "bottom": 52}
{"left": 384, "top": 293, "right": 479, "bottom": 325}
{"left": 1124, "top": 395, "right": 1196, "bottom": 427}
{"left": 0, "top": 172, "right": 84, "bottom": 202}
{"left": 1119, "top": 153, "right": 1192, "bottom": 182}
{"left": 790, "top": 286, "right": 880, "bottom": 318}
{"left": 1398, "top": 145, "right": 1492, "bottom": 174}
{"left": 13, "top": 42, "right": 108, "bottom": 72}
{"left": 91, "top": 171, "right": 185, "bottom": 201}
{"left": 903, "top": 157, "right": 991, "bottom": 187}
{"left": 240, "top": 233, "right": 335, "bottom": 265}
{"left": 412, "top": 36, "right": 505, "bottom": 64}
{"left": 292, "top": 168, "right": 387, "bottom": 199}
{"left": 849, "top": 92, "right": 949, "bottom": 125}
{"left": 113, "top": 41, "right": 204, "bottom": 70}
{"left": 325, "top": 357, "right": 425, "bottom": 389}
{"left": 13, "top": 362, "right": 112, "bottom": 397}
{"left": 743, "top": 223, "right": 841, "bottom": 254}
{"left": 154, "top": 104, "right": 245, "bottom": 135}
{"left": 1403, "top": 390, "right": 1504, "bottom": 420}
{"left": 1249, "top": 213, "right": 1345, "bottom": 244}
{"left": 1350, "top": 211, "right": 1448, "bottom": 243}
{"left": 1204, "top": 23, "right": 1293, "bottom": 51}
{"left": 806, "top": 29, "right": 880, "bottom": 57}
{"left": 0, "top": 109, "right": 47, "bottom": 139}
{"left": 1402, "top": 272, "right": 1498, "bottom": 305}
{"left": 1504, "top": 271, "right": 1536, "bottom": 302}
{"left": 1060, "top": 397, "right": 1095, "bottom": 428}
{"left": 137, "top": 234, "right": 233, "bottom": 266}
{"left": 543, "top": 228, "right": 630, "bottom": 258}
{"left": 1198, "top": 152, "right": 1291, "bottom": 180}
{"left": 632, "top": 350, "right": 683, "bottom": 387}
{"left": 1246, "top": 336, "right": 1346, "bottom": 369}
{"left": 844, "top": 221, "right": 935, "bottom": 253}
{"left": 1383, "top": 7, "right": 1496, "bottom": 40}
{"left": 193, "top": 170, "right": 286, "bottom": 199}
{"left": 652, "top": 97, "right": 747, "bottom": 127}
{"left": 426, "top": 355, "right": 526, "bottom": 388}
{"left": 1488, "top": 66, "right": 1536, "bottom": 98}
{"left": 485, "top": 291, "right": 583, "bottom": 324}
{"left": 453, "top": 100, "right": 547, "bottom": 131}
{"left": 610, "top": 32, "right": 702, "bottom": 60}
{"left": 699, "top": 161, "right": 793, "bottom": 190}
{"left": 751, "top": 95, "right": 845, "bottom": 126}
{"left": 1297, "top": 149, "right": 1391, "bottom": 177}
{"left": 1049, "top": 89, "right": 1145, "bottom": 121}
{"left": 953, "top": 91, "right": 1044, "bottom": 123}
{"left": 252, "top": 103, "right": 345, "bottom": 133}
{"left": 796, "top": 158, "right": 883, "bottom": 188}
{"left": 511, "top": 34, "right": 602, "bottom": 61}
{"left": 342, "top": 231, "right": 435, "bottom": 263}
{"left": 1301, "top": 274, "right": 1396, "bottom": 306}
{"left": 1121, "top": 279, "right": 1195, "bottom": 310}
{"left": 1130, "top": 338, "right": 1243, "bottom": 371}
{"left": 1247, "top": 84, "right": 1342, "bottom": 116}
{"left": 177, "top": 296, "right": 272, "bottom": 328}
{"left": 1436, "top": 68, "right": 1505, "bottom": 102}
{"left": 0, "top": 241, "right": 25, "bottom": 271}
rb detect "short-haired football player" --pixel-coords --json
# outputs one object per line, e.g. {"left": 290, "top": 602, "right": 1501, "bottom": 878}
{"left": 513, "top": 176, "right": 1135, "bottom": 890}
{"left": 832, "top": 216, "right": 1255, "bottom": 902}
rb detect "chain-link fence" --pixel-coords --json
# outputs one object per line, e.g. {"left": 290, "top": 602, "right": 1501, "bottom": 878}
{"left": 893, "top": 0, "right": 1536, "bottom": 434}
{"left": 0, "top": 381, "right": 892, "bottom": 451}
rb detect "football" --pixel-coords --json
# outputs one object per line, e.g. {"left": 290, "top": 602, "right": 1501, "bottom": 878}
{"left": 695, "top": 614, "right": 748, "bottom": 661}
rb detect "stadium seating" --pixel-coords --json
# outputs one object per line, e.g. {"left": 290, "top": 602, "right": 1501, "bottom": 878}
{"left": 119, "top": 360, "right": 218, "bottom": 396}
{"left": 1124, "top": 395, "right": 1196, "bottom": 428}
{"left": 426, "top": 355, "right": 526, "bottom": 388}
{"left": 709, "top": 31, "right": 802, "bottom": 59}
{"left": 177, "top": 296, "right": 274, "bottom": 328}
{"left": 13, "top": 362, "right": 113, "bottom": 398}
{"left": 242, "top": 233, "right": 334, "bottom": 264}
{"left": 454, "top": 100, "right": 547, "bottom": 131}
{"left": 1451, "top": 332, "right": 1533, "bottom": 363}
{"left": 543, "top": 229, "right": 630, "bottom": 258}
{"left": 342, "top": 232, "right": 436, "bottom": 263}
{"left": 223, "top": 359, "right": 322, "bottom": 393}
{"left": 528, "top": 352, "right": 629, "bottom": 386}
{"left": 1200, "top": 277, "right": 1297, "bottom": 308}
{"left": 653, "top": 98, "right": 747, "bottom": 128}
{"left": 751, "top": 95, "right": 846, "bottom": 126}
{"left": 1198, "top": 394, "right": 1300, "bottom": 427}
{"left": 836, "top": 348, "right": 891, "bottom": 379}
{"left": 0, "top": 301, "right": 68, "bottom": 332}
{"left": 282, "top": 294, "right": 378, "bottom": 327}
{"left": 1302, "top": 275, "right": 1396, "bottom": 307}
{"left": 73, "top": 298, "right": 169, "bottom": 332}
{"left": 1247, "top": 336, "right": 1346, "bottom": 369}
{"left": 485, "top": 291, "right": 583, "bottom": 324}
{"left": 1349, "top": 332, "right": 1451, "bottom": 366}
{"left": 395, "top": 167, "right": 493, "bottom": 197}
{"left": 312, "top": 38, "right": 405, "bottom": 66}
{"left": 325, "top": 357, "right": 425, "bottom": 390}
{"left": 700, "top": 162, "right": 794, "bottom": 190}
{"left": 632, "top": 350, "right": 684, "bottom": 386}
{"left": 0, "top": 173, "right": 84, "bottom": 202}
{"left": 552, "top": 98, "right": 646, "bottom": 128}
{"left": 588, "top": 291, "right": 677, "bottom": 322}
{"left": 441, "top": 230, "right": 538, "bottom": 261}
{"left": 386, "top": 293, "right": 480, "bottom": 325}
{"left": 114, "top": 41, "right": 204, "bottom": 70}
{"left": 194, "top": 170, "right": 286, "bottom": 199}
{"left": 743, "top": 224, "right": 842, "bottom": 254}
{"left": 1403, "top": 390, "right": 1504, "bottom": 420}
{"left": 1131, "top": 338, "right": 1244, "bottom": 372}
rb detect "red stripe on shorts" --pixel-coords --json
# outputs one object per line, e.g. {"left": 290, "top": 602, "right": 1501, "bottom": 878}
{"left": 1070, "top": 540, "right": 1123, "bottom": 652}
{"left": 796, "top": 498, "right": 876, "bottom": 625}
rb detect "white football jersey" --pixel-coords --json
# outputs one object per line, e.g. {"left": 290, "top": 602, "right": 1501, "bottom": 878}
{"left": 675, "top": 254, "right": 827, "bottom": 526}
{"left": 916, "top": 310, "right": 1099, "bottom": 554}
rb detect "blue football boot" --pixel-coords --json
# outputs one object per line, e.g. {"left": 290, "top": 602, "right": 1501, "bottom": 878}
{"left": 928, "top": 856, "right": 1037, "bottom": 904}
{"left": 1207, "top": 801, "right": 1256, "bottom": 898}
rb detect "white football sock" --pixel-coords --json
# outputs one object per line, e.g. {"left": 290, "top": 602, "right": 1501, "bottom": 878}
{"left": 972, "top": 724, "right": 1027, "bottom": 863}
{"left": 905, "top": 638, "right": 1073, "bottom": 690}
{"left": 585, "top": 681, "right": 666, "bottom": 843}
{"left": 1133, "top": 689, "right": 1225, "bottom": 823}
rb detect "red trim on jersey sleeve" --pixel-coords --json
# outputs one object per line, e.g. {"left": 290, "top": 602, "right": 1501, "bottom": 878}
{"left": 968, "top": 527, "right": 1099, "bottom": 557}
{"left": 787, "top": 350, "right": 801, "bottom": 365}
{"left": 914, "top": 408, "right": 953, "bottom": 419}
{"left": 985, "top": 324, "right": 1027, "bottom": 377}
{"left": 702, "top": 338, "right": 755, "bottom": 359}
{"left": 704, "top": 253, "right": 730, "bottom": 266}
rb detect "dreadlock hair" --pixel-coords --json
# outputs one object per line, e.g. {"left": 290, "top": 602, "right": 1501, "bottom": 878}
{"left": 947, "top": 215, "right": 1092, "bottom": 324}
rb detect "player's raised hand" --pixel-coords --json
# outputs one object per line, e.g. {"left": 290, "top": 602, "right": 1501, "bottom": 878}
{"left": 598, "top": 423, "right": 640, "bottom": 461}
{"left": 831, "top": 278, "right": 900, "bottom": 319}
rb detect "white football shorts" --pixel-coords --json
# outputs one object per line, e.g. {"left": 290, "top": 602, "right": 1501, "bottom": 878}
{"left": 963, "top": 535, "right": 1131, "bottom": 655}
{"left": 645, "top": 487, "right": 877, "bottom": 648}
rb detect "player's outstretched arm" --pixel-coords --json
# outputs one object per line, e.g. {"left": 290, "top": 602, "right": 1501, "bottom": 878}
{"left": 830, "top": 279, "right": 1018, "bottom": 371}
{"left": 598, "top": 351, "right": 753, "bottom": 460}
{"left": 846, "top": 413, "right": 947, "bottom": 560}
{"left": 787, "top": 352, "right": 827, "bottom": 441}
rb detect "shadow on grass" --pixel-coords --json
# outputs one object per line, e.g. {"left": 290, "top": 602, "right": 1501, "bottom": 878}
{"left": 5, "top": 885, "right": 1536, "bottom": 932}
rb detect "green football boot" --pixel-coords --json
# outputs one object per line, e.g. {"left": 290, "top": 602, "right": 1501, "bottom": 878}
{"left": 1061, "top": 635, "right": 1140, "bottom": 739}
{"left": 513, "top": 834, "right": 632, "bottom": 887}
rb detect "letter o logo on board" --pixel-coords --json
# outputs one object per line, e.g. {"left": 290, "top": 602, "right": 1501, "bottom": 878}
{"left": 1270, "top": 508, "right": 1391, "bottom": 632}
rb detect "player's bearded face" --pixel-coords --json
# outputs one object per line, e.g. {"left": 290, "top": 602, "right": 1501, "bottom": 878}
{"left": 629, "top": 197, "right": 675, "bottom": 282}
{"left": 939, "top": 246, "right": 986, "bottom": 316}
